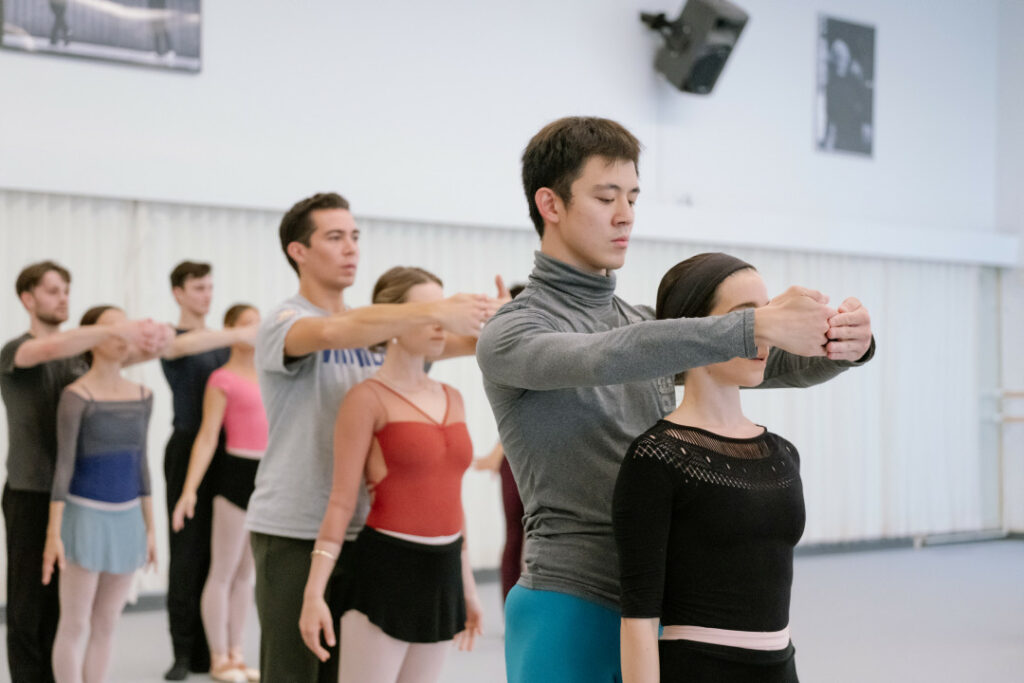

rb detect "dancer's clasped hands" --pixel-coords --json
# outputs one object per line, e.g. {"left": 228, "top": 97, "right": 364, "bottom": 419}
{"left": 754, "top": 286, "right": 872, "bottom": 360}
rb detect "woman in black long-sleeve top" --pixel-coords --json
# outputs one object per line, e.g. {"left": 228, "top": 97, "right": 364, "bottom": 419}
{"left": 613, "top": 253, "right": 807, "bottom": 683}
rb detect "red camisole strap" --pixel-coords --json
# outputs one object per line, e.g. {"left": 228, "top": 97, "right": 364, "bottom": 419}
{"left": 366, "top": 378, "right": 451, "bottom": 424}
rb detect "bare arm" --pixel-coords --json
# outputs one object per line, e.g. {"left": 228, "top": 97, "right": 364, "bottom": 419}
{"left": 284, "top": 295, "right": 493, "bottom": 358}
{"left": 141, "top": 496, "right": 157, "bottom": 569}
{"left": 162, "top": 324, "right": 257, "bottom": 360}
{"left": 171, "top": 385, "right": 228, "bottom": 531}
{"left": 439, "top": 275, "right": 511, "bottom": 360}
{"left": 123, "top": 322, "right": 176, "bottom": 366}
{"left": 299, "top": 383, "right": 383, "bottom": 661}
{"left": 14, "top": 321, "right": 144, "bottom": 368}
{"left": 472, "top": 441, "right": 505, "bottom": 472}
{"left": 437, "top": 333, "right": 478, "bottom": 360}
{"left": 42, "top": 501, "right": 66, "bottom": 585}
{"left": 621, "top": 618, "right": 660, "bottom": 683}
{"left": 454, "top": 515, "right": 484, "bottom": 651}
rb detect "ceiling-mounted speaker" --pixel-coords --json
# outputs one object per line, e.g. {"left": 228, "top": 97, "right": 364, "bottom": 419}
{"left": 641, "top": 0, "right": 749, "bottom": 94}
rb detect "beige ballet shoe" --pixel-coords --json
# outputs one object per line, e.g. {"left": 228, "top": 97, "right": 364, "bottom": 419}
{"left": 209, "top": 664, "right": 247, "bottom": 683}
{"left": 235, "top": 665, "right": 259, "bottom": 682}
{"left": 226, "top": 652, "right": 259, "bottom": 682}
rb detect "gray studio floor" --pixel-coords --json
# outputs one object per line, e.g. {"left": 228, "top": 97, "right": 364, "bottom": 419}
{"left": 2, "top": 540, "right": 1022, "bottom": 682}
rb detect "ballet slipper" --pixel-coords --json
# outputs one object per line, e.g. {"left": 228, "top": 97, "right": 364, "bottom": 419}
{"left": 228, "top": 650, "right": 259, "bottom": 682}
{"left": 209, "top": 664, "right": 247, "bottom": 683}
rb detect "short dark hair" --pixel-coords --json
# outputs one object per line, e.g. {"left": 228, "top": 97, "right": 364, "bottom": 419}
{"left": 279, "top": 192, "right": 351, "bottom": 275}
{"left": 16, "top": 260, "right": 71, "bottom": 297}
{"left": 521, "top": 117, "right": 642, "bottom": 237}
{"left": 223, "top": 303, "right": 256, "bottom": 327}
{"left": 169, "top": 261, "right": 212, "bottom": 289}
{"left": 79, "top": 304, "right": 121, "bottom": 366}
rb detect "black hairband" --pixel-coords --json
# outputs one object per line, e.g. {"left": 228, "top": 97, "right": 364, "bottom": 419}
{"left": 656, "top": 252, "right": 754, "bottom": 320}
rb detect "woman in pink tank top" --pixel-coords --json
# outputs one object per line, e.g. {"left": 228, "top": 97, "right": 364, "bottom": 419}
{"left": 172, "top": 304, "right": 266, "bottom": 682}
{"left": 298, "top": 267, "right": 483, "bottom": 683}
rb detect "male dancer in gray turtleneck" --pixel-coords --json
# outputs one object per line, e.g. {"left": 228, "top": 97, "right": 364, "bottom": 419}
{"left": 476, "top": 117, "right": 875, "bottom": 683}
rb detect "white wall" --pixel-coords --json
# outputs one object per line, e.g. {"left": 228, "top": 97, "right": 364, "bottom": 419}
{"left": 0, "top": 189, "right": 1000, "bottom": 604}
{"left": 996, "top": 0, "right": 1024, "bottom": 531}
{"left": 997, "top": 0, "right": 1024, "bottom": 236}
{"left": 0, "top": 0, "right": 1021, "bottom": 596}
{"left": 0, "top": 0, "right": 1014, "bottom": 257}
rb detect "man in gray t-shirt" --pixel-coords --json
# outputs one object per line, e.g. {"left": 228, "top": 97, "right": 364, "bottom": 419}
{"left": 248, "top": 294, "right": 382, "bottom": 541}
{"left": 247, "top": 192, "right": 500, "bottom": 683}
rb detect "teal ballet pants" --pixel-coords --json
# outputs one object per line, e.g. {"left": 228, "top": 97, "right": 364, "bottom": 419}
{"left": 504, "top": 585, "right": 623, "bottom": 683}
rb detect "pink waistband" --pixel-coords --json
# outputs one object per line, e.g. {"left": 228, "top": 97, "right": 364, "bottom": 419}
{"left": 660, "top": 624, "right": 791, "bottom": 651}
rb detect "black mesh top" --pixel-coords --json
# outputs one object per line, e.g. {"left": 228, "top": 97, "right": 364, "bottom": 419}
{"left": 612, "top": 420, "right": 805, "bottom": 632}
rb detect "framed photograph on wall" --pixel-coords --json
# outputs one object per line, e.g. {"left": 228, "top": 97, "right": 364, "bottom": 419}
{"left": 1, "top": 0, "right": 200, "bottom": 72}
{"left": 815, "top": 15, "right": 875, "bottom": 156}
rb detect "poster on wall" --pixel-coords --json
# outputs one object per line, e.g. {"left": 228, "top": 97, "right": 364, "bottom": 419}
{"left": 1, "top": 0, "right": 200, "bottom": 72}
{"left": 815, "top": 15, "right": 874, "bottom": 156}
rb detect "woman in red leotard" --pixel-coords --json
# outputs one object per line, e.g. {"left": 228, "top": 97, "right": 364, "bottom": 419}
{"left": 299, "top": 266, "right": 483, "bottom": 683}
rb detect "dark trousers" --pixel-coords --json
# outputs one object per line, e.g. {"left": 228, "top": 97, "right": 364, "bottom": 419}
{"left": 3, "top": 484, "right": 60, "bottom": 683}
{"left": 251, "top": 532, "right": 349, "bottom": 683}
{"left": 500, "top": 458, "right": 525, "bottom": 602}
{"left": 164, "top": 429, "right": 219, "bottom": 670}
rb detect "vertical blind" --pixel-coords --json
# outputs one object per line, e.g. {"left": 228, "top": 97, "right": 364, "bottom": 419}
{"left": 0, "top": 188, "right": 1000, "bottom": 598}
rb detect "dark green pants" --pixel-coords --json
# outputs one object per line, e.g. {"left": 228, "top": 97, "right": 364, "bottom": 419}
{"left": 251, "top": 532, "right": 349, "bottom": 683}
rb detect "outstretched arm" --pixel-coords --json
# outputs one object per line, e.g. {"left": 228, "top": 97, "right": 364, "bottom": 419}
{"left": 14, "top": 320, "right": 162, "bottom": 368}
{"left": 123, "top": 322, "right": 176, "bottom": 366}
{"left": 162, "top": 324, "right": 257, "bottom": 360}
{"left": 757, "top": 296, "right": 875, "bottom": 389}
{"left": 758, "top": 337, "right": 875, "bottom": 389}
{"left": 478, "top": 285, "right": 838, "bottom": 392}
{"left": 284, "top": 294, "right": 495, "bottom": 358}
{"left": 478, "top": 308, "right": 755, "bottom": 391}
{"left": 438, "top": 275, "right": 512, "bottom": 360}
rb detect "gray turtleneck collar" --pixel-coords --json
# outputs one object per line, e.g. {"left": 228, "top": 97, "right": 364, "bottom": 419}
{"left": 529, "top": 251, "right": 617, "bottom": 308}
